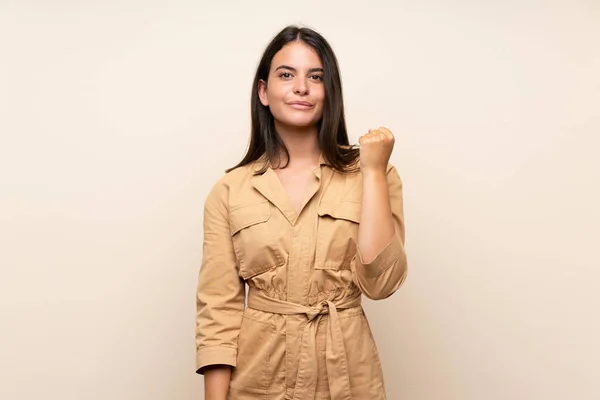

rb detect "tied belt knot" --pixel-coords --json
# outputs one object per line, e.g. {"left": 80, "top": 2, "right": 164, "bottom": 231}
{"left": 247, "top": 288, "right": 362, "bottom": 400}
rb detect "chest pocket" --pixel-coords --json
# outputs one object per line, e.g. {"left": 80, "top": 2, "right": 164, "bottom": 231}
{"left": 229, "top": 202, "right": 286, "bottom": 280}
{"left": 315, "top": 201, "right": 361, "bottom": 270}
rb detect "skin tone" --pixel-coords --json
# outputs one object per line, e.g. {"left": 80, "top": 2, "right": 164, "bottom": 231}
{"left": 204, "top": 41, "right": 396, "bottom": 400}
{"left": 259, "top": 41, "right": 326, "bottom": 213}
{"left": 356, "top": 126, "right": 396, "bottom": 264}
{"left": 203, "top": 365, "right": 231, "bottom": 399}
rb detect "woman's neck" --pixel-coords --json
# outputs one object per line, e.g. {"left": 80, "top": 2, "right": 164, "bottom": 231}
{"left": 273, "top": 121, "right": 321, "bottom": 169}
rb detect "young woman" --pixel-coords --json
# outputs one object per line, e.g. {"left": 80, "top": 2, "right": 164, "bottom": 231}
{"left": 196, "top": 25, "right": 408, "bottom": 400}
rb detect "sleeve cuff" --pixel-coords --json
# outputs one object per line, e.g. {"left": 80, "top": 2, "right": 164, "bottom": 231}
{"left": 196, "top": 345, "right": 237, "bottom": 375}
{"left": 355, "top": 230, "right": 405, "bottom": 279}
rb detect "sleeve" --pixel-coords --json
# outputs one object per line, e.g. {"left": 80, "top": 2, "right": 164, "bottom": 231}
{"left": 351, "top": 165, "right": 408, "bottom": 300}
{"left": 195, "top": 180, "right": 246, "bottom": 374}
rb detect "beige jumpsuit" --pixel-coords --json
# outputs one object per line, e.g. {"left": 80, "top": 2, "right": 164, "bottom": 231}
{"left": 196, "top": 154, "right": 407, "bottom": 399}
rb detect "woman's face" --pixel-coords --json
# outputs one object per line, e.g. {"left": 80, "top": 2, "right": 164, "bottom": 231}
{"left": 259, "top": 41, "right": 325, "bottom": 129}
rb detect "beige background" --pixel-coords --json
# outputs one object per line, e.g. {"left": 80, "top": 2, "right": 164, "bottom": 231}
{"left": 1, "top": 0, "right": 599, "bottom": 399}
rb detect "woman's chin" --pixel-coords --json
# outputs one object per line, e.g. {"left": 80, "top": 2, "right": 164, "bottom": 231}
{"left": 278, "top": 116, "right": 320, "bottom": 129}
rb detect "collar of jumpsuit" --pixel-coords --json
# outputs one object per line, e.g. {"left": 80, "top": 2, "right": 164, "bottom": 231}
{"left": 249, "top": 152, "right": 329, "bottom": 226}
{"left": 248, "top": 151, "right": 359, "bottom": 400}
{"left": 251, "top": 151, "right": 330, "bottom": 173}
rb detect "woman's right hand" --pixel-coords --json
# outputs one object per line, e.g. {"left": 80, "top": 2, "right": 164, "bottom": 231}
{"left": 203, "top": 365, "right": 232, "bottom": 400}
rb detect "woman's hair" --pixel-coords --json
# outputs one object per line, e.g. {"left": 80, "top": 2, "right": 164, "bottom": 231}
{"left": 226, "top": 25, "right": 359, "bottom": 174}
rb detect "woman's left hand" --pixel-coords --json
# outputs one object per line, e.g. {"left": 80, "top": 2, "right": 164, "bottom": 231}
{"left": 358, "top": 127, "right": 395, "bottom": 174}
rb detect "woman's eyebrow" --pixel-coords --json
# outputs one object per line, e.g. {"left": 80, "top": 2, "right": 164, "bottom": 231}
{"left": 274, "top": 65, "right": 324, "bottom": 73}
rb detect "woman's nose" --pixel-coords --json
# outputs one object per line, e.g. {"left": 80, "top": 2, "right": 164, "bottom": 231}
{"left": 293, "top": 79, "right": 309, "bottom": 95}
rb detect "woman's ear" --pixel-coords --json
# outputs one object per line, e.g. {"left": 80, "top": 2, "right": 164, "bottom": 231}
{"left": 258, "top": 79, "right": 269, "bottom": 107}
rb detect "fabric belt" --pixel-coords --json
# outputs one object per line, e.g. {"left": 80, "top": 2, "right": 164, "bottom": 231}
{"left": 247, "top": 288, "right": 361, "bottom": 400}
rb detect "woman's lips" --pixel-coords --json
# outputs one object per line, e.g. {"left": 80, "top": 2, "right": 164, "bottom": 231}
{"left": 287, "top": 101, "right": 313, "bottom": 110}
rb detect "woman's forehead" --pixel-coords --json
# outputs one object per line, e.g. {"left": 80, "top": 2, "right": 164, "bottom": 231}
{"left": 271, "top": 42, "right": 322, "bottom": 70}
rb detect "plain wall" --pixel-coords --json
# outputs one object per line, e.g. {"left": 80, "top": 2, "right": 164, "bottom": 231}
{"left": 1, "top": 0, "right": 599, "bottom": 399}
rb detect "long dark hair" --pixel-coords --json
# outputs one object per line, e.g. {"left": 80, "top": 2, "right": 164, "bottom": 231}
{"left": 226, "top": 25, "right": 359, "bottom": 174}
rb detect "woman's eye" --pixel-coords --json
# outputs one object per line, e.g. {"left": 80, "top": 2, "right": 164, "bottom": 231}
{"left": 311, "top": 75, "right": 323, "bottom": 81}
{"left": 279, "top": 72, "right": 292, "bottom": 78}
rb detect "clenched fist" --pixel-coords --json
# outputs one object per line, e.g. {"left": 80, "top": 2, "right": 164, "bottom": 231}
{"left": 358, "top": 127, "right": 395, "bottom": 173}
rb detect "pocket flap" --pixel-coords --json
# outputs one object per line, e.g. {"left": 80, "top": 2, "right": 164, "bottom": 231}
{"left": 318, "top": 201, "right": 361, "bottom": 223}
{"left": 229, "top": 202, "right": 270, "bottom": 236}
